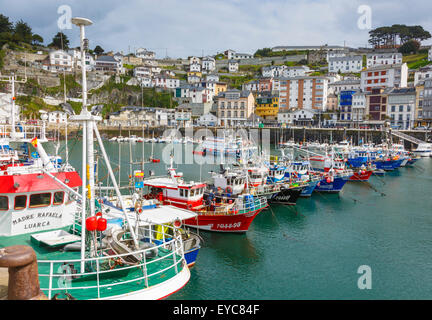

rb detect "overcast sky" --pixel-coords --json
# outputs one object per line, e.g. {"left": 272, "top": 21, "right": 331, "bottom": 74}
{"left": 1, "top": 0, "right": 432, "bottom": 58}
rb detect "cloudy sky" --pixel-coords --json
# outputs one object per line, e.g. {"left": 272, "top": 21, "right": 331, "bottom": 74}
{"left": 1, "top": 0, "right": 432, "bottom": 58}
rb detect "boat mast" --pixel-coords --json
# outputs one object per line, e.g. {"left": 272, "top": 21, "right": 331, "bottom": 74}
{"left": 70, "top": 18, "right": 140, "bottom": 263}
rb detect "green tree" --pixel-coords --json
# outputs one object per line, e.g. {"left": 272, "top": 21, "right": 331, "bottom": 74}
{"left": 0, "top": 14, "right": 13, "bottom": 33}
{"left": 49, "top": 32, "right": 69, "bottom": 49}
{"left": 14, "top": 19, "right": 33, "bottom": 43}
{"left": 94, "top": 45, "right": 104, "bottom": 55}
{"left": 398, "top": 39, "right": 420, "bottom": 54}
{"left": 31, "top": 34, "right": 43, "bottom": 46}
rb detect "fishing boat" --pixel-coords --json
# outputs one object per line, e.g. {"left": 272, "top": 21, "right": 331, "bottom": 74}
{"left": 284, "top": 161, "right": 320, "bottom": 197}
{"left": 209, "top": 164, "right": 303, "bottom": 205}
{"left": 413, "top": 143, "right": 432, "bottom": 157}
{"left": 100, "top": 194, "right": 202, "bottom": 267}
{"left": 142, "top": 160, "right": 268, "bottom": 232}
{"left": 0, "top": 18, "right": 191, "bottom": 300}
{"left": 200, "top": 133, "right": 258, "bottom": 158}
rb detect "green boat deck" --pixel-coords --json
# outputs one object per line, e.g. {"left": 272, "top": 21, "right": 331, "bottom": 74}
{"left": 0, "top": 228, "right": 185, "bottom": 300}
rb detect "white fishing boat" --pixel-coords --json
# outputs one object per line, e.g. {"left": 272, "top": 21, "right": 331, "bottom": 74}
{"left": 413, "top": 143, "right": 432, "bottom": 157}
{"left": 0, "top": 18, "right": 191, "bottom": 300}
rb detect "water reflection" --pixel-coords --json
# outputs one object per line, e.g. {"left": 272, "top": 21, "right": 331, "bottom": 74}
{"left": 202, "top": 232, "right": 260, "bottom": 268}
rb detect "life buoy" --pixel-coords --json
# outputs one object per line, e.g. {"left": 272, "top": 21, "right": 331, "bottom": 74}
{"left": 225, "top": 186, "right": 232, "bottom": 194}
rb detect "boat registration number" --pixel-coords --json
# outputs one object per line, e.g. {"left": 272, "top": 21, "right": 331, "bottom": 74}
{"left": 217, "top": 222, "right": 241, "bottom": 229}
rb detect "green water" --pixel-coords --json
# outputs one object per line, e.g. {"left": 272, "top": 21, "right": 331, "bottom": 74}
{"left": 54, "top": 140, "right": 432, "bottom": 299}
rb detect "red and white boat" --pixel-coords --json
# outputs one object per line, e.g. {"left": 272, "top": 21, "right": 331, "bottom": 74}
{"left": 142, "top": 163, "right": 268, "bottom": 233}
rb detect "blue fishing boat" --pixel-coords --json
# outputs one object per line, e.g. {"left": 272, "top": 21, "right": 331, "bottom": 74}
{"left": 373, "top": 158, "right": 403, "bottom": 171}
{"left": 267, "top": 164, "right": 287, "bottom": 183}
{"left": 347, "top": 150, "right": 369, "bottom": 168}
{"left": 314, "top": 175, "right": 350, "bottom": 193}
{"left": 300, "top": 178, "right": 320, "bottom": 197}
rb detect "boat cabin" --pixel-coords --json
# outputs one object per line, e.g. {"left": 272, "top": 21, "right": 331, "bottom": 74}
{"left": 144, "top": 174, "right": 206, "bottom": 210}
{"left": 0, "top": 170, "right": 82, "bottom": 236}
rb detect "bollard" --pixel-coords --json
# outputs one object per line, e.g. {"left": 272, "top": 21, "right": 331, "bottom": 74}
{"left": 0, "top": 245, "right": 47, "bottom": 300}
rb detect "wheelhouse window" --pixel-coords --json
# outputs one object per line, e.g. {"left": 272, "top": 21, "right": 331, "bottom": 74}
{"left": 0, "top": 196, "right": 8, "bottom": 211}
{"left": 53, "top": 192, "right": 65, "bottom": 205}
{"left": 14, "top": 195, "right": 27, "bottom": 210}
{"left": 29, "top": 193, "right": 51, "bottom": 208}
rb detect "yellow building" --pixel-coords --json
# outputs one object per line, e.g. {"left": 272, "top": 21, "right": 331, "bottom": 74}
{"left": 255, "top": 95, "right": 279, "bottom": 120}
{"left": 215, "top": 82, "right": 228, "bottom": 95}
{"left": 187, "top": 71, "right": 202, "bottom": 78}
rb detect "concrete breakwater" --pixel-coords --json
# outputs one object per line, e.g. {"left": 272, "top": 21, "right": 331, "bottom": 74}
{"left": 50, "top": 124, "right": 431, "bottom": 150}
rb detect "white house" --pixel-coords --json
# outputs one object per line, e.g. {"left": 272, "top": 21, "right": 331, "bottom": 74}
{"left": 387, "top": 87, "right": 416, "bottom": 129}
{"left": 277, "top": 108, "right": 317, "bottom": 125}
{"left": 326, "top": 48, "right": 349, "bottom": 62}
{"left": 68, "top": 49, "right": 95, "bottom": 71}
{"left": 139, "top": 77, "right": 153, "bottom": 87}
{"left": 187, "top": 74, "right": 201, "bottom": 84}
{"left": 197, "top": 113, "right": 218, "bottom": 126}
{"left": 228, "top": 60, "right": 239, "bottom": 73}
{"left": 262, "top": 65, "right": 310, "bottom": 78}
{"left": 360, "top": 63, "right": 408, "bottom": 93}
{"left": 224, "top": 49, "right": 252, "bottom": 60}
{"left": 155, "top": 108, "right": 175, "bottom": 126}
{"left": 202, "top": 56, "right": 216, "bottom": 72}
{"left": 328, "top": 55, "right": 363, "bottom": 73}
{"left": 42, "top": 50, "right": 73, "bottom": 73}
{"left": 153, "top": 75, "right": 180, "bottom": 89}
{"left": 134, "top": 66, "right": 152, "bottom": 78}
{"left": 366, "top": 52, "right": 403, "bottom": 68}
{"left": 136, "top": 48, "right": 156, "bottom": 60}
{"left": 328, "top": 79, "right": 361, "bottom": 95}
{"left": 95, "top": 55, "right": 122, "bottom": 74}
{"left": 189, "top": 63, "right": 201, "bottom": 72}
{"left": 206, "top": 74, "right": 219, "bottom": 82}
{"left": 48, "top": 111, "right": 68, "bottom": 123}
{"left": 352, "top": 91, "right": 366, "bottom": 122}
{"left": 189, "top": 56, "right": 201, "bottom": 65}
{"left": 175, "top": 108, "right": 192, "bottom": 127}
{"left": 262, "top": 65, "right": 286, "bottom": 77}
{"left": 414, "top": 66, "right": 432, "bottom": 86}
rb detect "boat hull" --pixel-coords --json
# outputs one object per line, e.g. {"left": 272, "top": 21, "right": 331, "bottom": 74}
{"left": 314, "top": 176, "right": 350, "bottom": 193}
{"left": 183, "top": 206, "right": 266, "bottom": 233}
{"left": 184, "top": 247, "right": 200, "bottom": 267}
{"left": 373, "top": 159, "right": 403, "bottom": 171}
{"left": 300, "top": 180, "right": 319, "bottom": 197}
{"left": 268, "top": 187, "right": 303, "bottom": 205}
{"left": 349, "top": 170, "right": 373, "bottom": 181}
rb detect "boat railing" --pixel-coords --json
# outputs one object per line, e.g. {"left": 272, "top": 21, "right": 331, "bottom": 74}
{"left": 37, "top": 224, "right": 186, "bottom": 300}
{"left": 236, "top": 195, "right": 268, "bottom": 213}
{"left": 0, "top": 124, "right": 47, "bottom": 141}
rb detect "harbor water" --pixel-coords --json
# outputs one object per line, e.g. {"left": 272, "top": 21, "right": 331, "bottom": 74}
{"left": 54, "top": 139, "right": 432, "bottom": 299}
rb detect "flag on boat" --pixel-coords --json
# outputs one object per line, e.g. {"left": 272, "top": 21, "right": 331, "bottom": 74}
{"left": 30, "top": 137, "right": 38, "bottom": 147}
{"left": 135, "top": 171, "right": 144, "bottom": 177}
